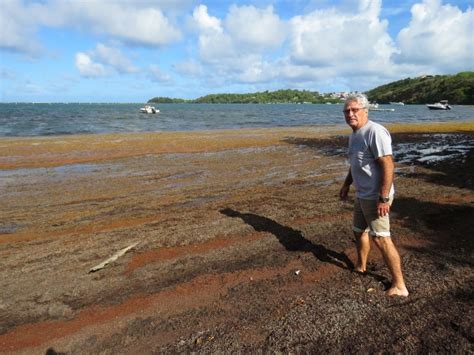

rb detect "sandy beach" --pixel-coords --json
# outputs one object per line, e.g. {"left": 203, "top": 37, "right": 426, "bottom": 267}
{"left": 0, "top": 122, "right": 473, "bottom": 353}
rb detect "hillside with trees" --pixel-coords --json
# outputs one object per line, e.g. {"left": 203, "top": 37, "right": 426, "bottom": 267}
{"left": 148, "top": 72, "right": 473, "bottom": 105}
{"left": 365, "top": 72, "right": 473, "bottom": 104}
{"left": 149, "top": 89, "right": 340, "bottom": 104}
{"left": 191, "top": 89, "right": 341, "bottom": 104}
{"left": 146, "top": 97, "right": 187, "bottom": 104}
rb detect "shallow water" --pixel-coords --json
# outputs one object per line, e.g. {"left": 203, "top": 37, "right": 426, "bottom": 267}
{"left": 0, "top": 103, "right": 472, "bottom": 137}
{"left": 394, "top": 133, "right": 474, "bottom": 165}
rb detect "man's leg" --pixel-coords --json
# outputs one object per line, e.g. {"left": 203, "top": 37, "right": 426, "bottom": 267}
{"left": 373, "top": 236, "right": 409, "bottom": 297}
{"left": 354, "top": 231, "right": 370, "bottom": 273}
{"left": 353, "top": 198, "right": 370, "bottom": 272}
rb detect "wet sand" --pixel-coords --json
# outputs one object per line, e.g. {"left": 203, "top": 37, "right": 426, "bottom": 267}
{"left": 0, "top": 123, "right": 473, "bottom": 353}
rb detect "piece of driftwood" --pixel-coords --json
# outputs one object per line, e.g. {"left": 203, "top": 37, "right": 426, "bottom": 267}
{"left": 89, "top": 241, "right": 140, "bottom": 273}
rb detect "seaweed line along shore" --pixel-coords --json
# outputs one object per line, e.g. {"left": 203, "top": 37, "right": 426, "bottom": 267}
{"left": 0, "top": 121, "right": 473, "bottom": 353}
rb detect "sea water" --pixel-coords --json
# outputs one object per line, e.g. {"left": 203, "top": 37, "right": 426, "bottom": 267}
{"left": 0, "top": 103, "right": 472, "bottom": 137}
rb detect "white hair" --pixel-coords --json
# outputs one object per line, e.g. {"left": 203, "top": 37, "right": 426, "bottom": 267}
{"left": 344, "top": 93, "right": 369, "bottom": 109}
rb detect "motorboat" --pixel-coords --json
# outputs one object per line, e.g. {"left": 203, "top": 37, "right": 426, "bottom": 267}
{"left": 139, "top": 105, "right": 159, "bottom": 114}
{"left": 389, "top": 102, "right": 405, "bottom": 105}
{"left": 368, "top": 102, "right": 379, "bottom": 110}
{"left": 426, "top": 100, "right": 451, "bottom": 110}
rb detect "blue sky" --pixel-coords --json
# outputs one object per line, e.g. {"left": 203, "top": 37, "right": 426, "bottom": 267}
{"left": 1, "top": 0, "right": 472, "bottom": 102}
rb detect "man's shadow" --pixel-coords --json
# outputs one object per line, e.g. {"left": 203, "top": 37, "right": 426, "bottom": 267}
{"left": 220, "top": 208, "right": 355, "bottom": 271}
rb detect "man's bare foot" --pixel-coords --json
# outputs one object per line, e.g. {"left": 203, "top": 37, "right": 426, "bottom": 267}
{"left": 386, "top": 286, "right": 409, "bottom": 297}
{"left": 354, "top": 265, "right": 366, "bottom": 274}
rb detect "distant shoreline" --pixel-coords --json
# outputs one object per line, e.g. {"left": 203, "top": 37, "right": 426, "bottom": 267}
{"left": 1, "top": 102, "right": 474, "bottom": 106}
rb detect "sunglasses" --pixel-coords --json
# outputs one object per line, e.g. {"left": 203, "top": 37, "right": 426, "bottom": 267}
{"left": 343, "top": 107, "right": 365, "bottom": 115}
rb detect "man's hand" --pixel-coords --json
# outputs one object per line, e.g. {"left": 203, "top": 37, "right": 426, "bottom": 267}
{"left": 377, "top": 202, "right": 390, "bottom": 217}
{"left": 340, "top": 169, "right": 352, "bottom": 201}
{"left": 339, "top": 184, "right": 350, "bottom": 201}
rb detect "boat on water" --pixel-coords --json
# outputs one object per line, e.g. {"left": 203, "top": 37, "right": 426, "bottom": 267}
{"left": 368, "top": 102, "right": 379, "bottom": 110}
{"left": 139, "top": 105, "right": 159, "bottom": 114}
{"left": 389, "top": 102, "right": 405, "bottom": 105}
{"left": 426, "top": 100, "right": 451, "bottom": 110}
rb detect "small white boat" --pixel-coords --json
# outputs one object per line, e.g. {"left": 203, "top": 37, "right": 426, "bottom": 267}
{"left": 426, "top": 100, "right": 451, "bottom": 110}
{"left": 389, "top": 102, "right": 405, "bottom": 105}
{"left": 368, "top": 102, "right": 379, "bottom": 110}
{"left": 139, "top": 105, "right": 159, "bottom": 114}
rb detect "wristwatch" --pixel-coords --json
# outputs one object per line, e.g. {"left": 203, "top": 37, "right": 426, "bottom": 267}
{"left": 378, "top": 195, "right": 390, "bottom": 203}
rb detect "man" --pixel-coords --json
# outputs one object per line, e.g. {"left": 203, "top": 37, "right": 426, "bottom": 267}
{"left": 339, "top": 93, "right": 408, "bottom": 297}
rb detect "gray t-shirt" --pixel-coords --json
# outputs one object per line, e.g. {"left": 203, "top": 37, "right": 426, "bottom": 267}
{"left": 348, "top": 120, "right": 395, "bottom": 200}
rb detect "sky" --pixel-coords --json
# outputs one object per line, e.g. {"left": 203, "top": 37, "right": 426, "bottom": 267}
{"left": 0, "top": 0, "right": 473, "bottom": 102}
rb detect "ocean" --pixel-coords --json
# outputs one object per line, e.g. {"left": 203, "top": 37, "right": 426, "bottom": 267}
{"left": 0, "top": 103, "right": 472, "bottom": 137}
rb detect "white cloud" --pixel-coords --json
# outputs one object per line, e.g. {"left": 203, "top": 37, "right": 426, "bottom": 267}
{"left": 237, "top": 58, "right": 280, "bottom": 83}
{"left": 75, "top": 44, "right": 138, "bottom": 77}
{"left": 395, "top": 0, "right": 474, "bottom": 71}
{"left": 198, "top": 31, "right": 236, "bottom": 64}
{"left": 115, "top": 0, "right": 194, "bottom": 13}
{"left": 94, "top": 44, "right": 138, "bottom": 74}
{"left": 289, "top": 0, "right": 396, "bottom": 73}
{"left": 3, "top": 0, "right": 473, "bottom": 98}
{"left": 225, "top": 5, "right": 286, "bottom": 50}
{"left": 149, "top": 65, "right": 171, "bottom": 82}
{"left": 185, "top": 0, "right": 408, "bottom": 90}
{"left": 75, "top": 52, "right": 107, "bottom": 77}
{"left": 190, "top": 5, "right": 236, "bottom": 64}
{"left": 0, "top": 0, "right": 182, "bottom": 55}
{"left": 189, "top": 4, "right": 286, "bottom": 84}
{"left": 52, "top": 0, "right": 182, "bottom": 47}
{"left": 0, "top": 0, "right": 45, "bottom": 54}
{"left": 192, "top": 5, "right": 222, "bottom": 34}
{"left": 173, "top": 59, "right": 203, "bottom": 76}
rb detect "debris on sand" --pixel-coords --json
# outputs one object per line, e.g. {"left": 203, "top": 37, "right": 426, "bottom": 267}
{"left": 89, "top": 242, "right": 140, "bottom": 273}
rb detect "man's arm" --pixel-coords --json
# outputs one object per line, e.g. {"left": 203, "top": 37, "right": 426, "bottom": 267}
{"left": 339, "top": 168, "right": 353, "bottom": 200}
{"left": 376, "top": 155, "right": 394, "bottom": 216}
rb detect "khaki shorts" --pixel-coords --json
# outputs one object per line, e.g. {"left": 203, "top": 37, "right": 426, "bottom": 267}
{"left": 353, "top": 197, "right": 393, "bottom": 237}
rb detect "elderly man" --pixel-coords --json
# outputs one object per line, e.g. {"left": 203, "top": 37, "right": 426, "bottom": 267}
{"left": 339, "top": 93, "right": 408, "bottom": 297}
